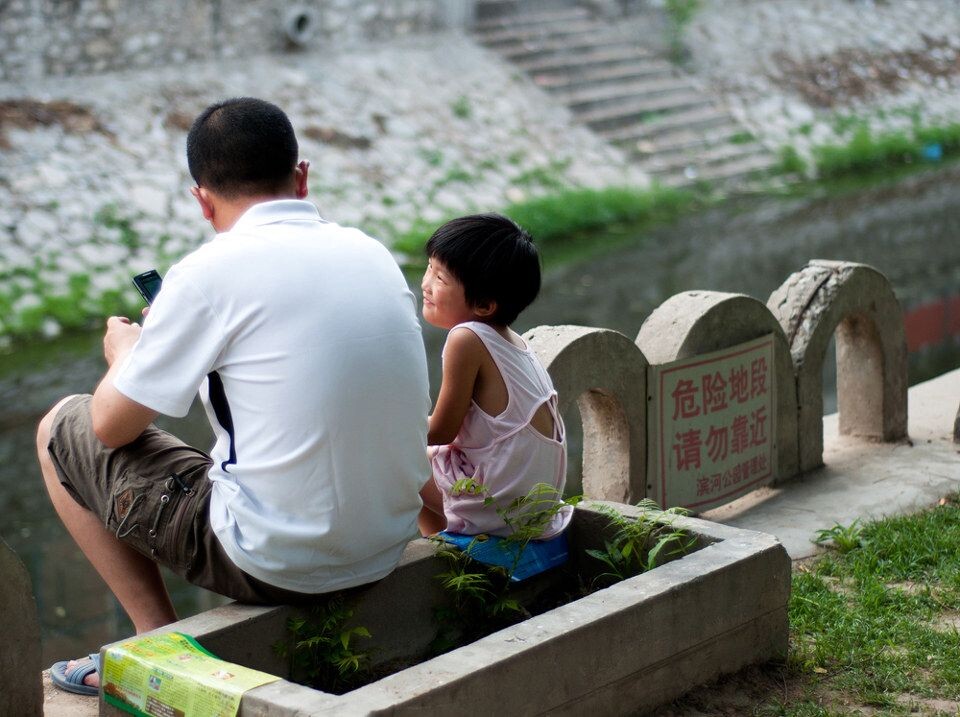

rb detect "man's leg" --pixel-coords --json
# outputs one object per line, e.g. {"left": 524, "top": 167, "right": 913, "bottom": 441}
{"left": 38, "top": 396, "right": 177, "bottom": 687}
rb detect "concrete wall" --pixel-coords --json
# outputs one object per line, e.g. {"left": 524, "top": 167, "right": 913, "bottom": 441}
{"left": 0, "top": 0, "right": 474, "bottom": 82}
{"left": 0, "top": 539, "right": 42, "bottom": 716}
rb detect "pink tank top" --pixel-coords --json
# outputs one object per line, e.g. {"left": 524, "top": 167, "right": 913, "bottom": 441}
{"left": 430, "top": 321, "right": 572, "bottom": 538}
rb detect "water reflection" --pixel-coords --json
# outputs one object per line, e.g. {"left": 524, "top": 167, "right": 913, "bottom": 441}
{"left": 3, "top": 165, "right": 960, "bottom": 664}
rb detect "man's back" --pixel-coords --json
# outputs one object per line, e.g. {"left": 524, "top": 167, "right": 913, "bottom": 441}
{"left": 116, "top": 200, "right": 430, "bottom": 592}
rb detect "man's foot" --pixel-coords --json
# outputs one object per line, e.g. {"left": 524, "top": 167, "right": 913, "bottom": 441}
{"left": 50, "top": 654, "right": 101, "bottom": 696}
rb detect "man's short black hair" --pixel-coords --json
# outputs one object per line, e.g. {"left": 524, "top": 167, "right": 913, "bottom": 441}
{"left": 186, "top": 97, "right": 298, "bottom": 198}
{"left": 425, "top": 213, "right": 541, "bottom": 326}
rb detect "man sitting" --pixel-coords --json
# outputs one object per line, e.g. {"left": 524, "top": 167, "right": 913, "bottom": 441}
{"left": 40, "top": 97, "right": 430, "bottom": 694}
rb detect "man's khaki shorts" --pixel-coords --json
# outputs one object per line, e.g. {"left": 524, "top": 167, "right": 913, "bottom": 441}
{"left": 47, "top": 394, "right": 321, "bottom": 605}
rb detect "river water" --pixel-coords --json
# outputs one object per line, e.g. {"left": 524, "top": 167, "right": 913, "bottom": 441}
{"left": 3, "top": 165, "right": 960, "bottom": 665}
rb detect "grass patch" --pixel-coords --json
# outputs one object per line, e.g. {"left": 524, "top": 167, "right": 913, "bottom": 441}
{"left": 391, "top": 184, "right": 702, "bottom": 263}
{"left": 813, "top": 121, "right": 960, "bottom": 179}
{"left": 778, "top": 145, "right": 808, "bottom": 176}
{"left": 450, "top": 95, "right": 472, "bottom": 120}
{"left": 668, "top": 503, "right": 960, "bottom": 714}
{"left": 790, "top": 506, "right": 960, "bottom": 705}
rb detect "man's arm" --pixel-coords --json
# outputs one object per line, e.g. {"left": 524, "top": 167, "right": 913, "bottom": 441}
{"left": 91, "top": 316, "right": 159, "bottom": 448}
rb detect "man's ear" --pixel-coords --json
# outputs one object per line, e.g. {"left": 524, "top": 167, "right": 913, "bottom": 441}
{"left": 190, "top": 186, "right": 216, "bottom": 223}
{"left": 294, "top": 160, "right": 310, "bottom": 199}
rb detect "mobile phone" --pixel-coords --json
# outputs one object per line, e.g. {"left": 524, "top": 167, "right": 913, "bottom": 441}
{"left": 132, "top": 269, "right": 163, "bottom": 305}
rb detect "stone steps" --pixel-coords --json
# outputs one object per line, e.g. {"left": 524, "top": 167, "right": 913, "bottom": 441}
{"left": 625, "top": 124, "right": 748, "bottom": 155}
{"left": 641, "top": 139, "right": 770, "bottom": 175}
{"left": 473, "top": 6, "right": 590, "bottom": 33}
{"left": 499, "top": 35, "right": 641, "bottom": 64}
{"left": 515, "top": 45, "right": 656, "bottom": 76}
{"left": 472, "top": 3, "right": 777, "bottom": 190}
{"left": 653, "top": 152, "right": 780, "bottom": 188}
{"left": 531, "top": 61, "right": 674, "bottom": 91}
{"left": 556, "top": 76, "right": 692, "bottom": 112}
{"left": 476, "top": 15, "right": 596, "bottom": 46}
{"left": 598, "top": 105, "right": 735, "bottom": 143}
{"left": 578, "top": 90, "right": 713, "bottom": 132}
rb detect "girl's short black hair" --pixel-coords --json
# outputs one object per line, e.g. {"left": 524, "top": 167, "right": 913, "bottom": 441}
{"left": 425, "top": 213, "right": 541, "bottom": 326}
{"left": 187, "top": 97, "right": 298, "bottom": 198}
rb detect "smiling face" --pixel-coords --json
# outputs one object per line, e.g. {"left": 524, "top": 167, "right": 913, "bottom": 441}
{"left": 421, "top": 257, "right": 479, "bottom": 330}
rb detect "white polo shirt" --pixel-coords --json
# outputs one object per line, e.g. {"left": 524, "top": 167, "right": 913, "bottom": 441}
{"left": 114, "top": 200, "right": 430, "bottom": 592}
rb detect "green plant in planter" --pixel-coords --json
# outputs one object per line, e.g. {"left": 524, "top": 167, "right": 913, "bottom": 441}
{"left": 430, "top": 481, "right": 581, "bottom": 652}
{"left": 431, "top": 543, "right": 525, "bottom": 653}
{"left": 586, "top": 500, "right": 696, "bottom": 586}
{"left": 275, "top": 593, "right": 372, "bottom": 693}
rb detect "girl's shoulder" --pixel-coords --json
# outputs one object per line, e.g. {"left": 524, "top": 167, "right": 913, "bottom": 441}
{"left": 445, "top": 323, "right": 486, "bottom": 352}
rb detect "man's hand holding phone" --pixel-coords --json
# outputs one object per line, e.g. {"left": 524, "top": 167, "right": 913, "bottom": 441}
{"left": 103, "top": 316, "right": 141, "bottom": 368}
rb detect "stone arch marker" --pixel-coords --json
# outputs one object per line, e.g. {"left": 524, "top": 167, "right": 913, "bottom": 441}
{"left": 524, "top": 325, "right": 648, "bottom": 503}
{"left": 636, "top": 291, "right": 800, "bottom": 509}
{"left": 0, "top": 539, "right": 42, "bottom": 715}
{"left": 768, "top": 260, "right": 908, "bottom": 473}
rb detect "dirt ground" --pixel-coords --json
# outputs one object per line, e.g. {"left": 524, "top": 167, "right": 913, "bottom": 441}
{"left": 652, "top": 661, "right": 960, "bottom": 716}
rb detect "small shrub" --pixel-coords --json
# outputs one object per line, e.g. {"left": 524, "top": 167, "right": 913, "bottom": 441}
{"left": 813, "top": 520, "right": 864, "bottom": 554}
{"left": 94, "top": 204, "right": 141, "bottom": 251}
{"left": 585, "top": 500, "right": 696, "bottom": 586}
{"left": 664, "top": 0, "right": 701, "bottom": 62}
{"left": 450, "top": 95, "right": 472, "bottom": 120}
{"left": 777, "top": 145, "right": 808, "bottom": 176}
{"left": 276, "top": 594, "right": 372, "bottom": 693}
{"left": 418, "top": 148, "right": 444, "bottom": 167}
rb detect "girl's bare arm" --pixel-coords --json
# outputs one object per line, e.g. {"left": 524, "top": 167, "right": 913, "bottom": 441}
{"left": 428, "top": 328, "right": 484, "bottom": 445}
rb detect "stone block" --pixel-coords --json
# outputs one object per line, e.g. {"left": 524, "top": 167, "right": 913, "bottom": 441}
{"left": 525, "top": 325, "right": 648, "bottom": 503}
{"left": 768, "top": 261, "right": 908, "bottom": 473}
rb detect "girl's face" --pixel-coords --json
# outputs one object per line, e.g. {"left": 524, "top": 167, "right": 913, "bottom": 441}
{"left": 421, "top": 258, "right": 477, "bottom": 329}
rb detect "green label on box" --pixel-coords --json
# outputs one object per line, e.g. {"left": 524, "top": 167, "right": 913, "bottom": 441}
{"left": 102, "top": 632, "right": 280, "bottom": 717}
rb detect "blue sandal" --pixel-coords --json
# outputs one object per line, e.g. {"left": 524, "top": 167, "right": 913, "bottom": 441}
{"left": 50, "top": 652, "right": 101, "bottom": 696}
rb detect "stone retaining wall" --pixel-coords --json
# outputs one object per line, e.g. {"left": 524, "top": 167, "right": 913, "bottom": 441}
{"left": 0, "top": 0, "right": 472, "bottom": 82}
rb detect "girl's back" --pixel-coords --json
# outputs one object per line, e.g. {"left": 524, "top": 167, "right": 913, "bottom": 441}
{"left": 430, "top": 321, "right": 572, "bottom": 538}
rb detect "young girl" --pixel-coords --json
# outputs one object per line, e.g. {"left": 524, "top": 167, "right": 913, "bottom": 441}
{"left": 418, "top": 213, "right": 572, "bottom": 539}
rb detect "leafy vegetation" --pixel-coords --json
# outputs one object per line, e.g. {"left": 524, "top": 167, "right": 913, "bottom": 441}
{"left": 812, "top": 519, "right": 864, "bottom": 554}
{"left": 664, "top": 0, "right": 701, "bottom": 62}
{"left": 789, "top": 503, "right": 960, "bottom": 705}
{"left": 586, "top": 499, "right": 697, "bottom": 586}
{"left": 275, "top": 594, "right": 372, "bottom": 694}
{"left": 450, "top": 95, "right": 472, "bottom": 120}
{"left": 392, "top": 184, "right": 700, "bottom": 262}
{"left": 431, "top": 491, "right": 695, "bottom": 657}
{"left": 430, "top": 542, "right": 526, "bottom": 653}
{"left": 812, "top": 121, "right": 960, "bottom": 179}
{"left": 777, "top": 145, "right": 808, "bottom": 176}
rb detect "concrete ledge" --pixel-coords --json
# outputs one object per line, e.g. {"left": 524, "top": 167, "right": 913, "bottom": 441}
{"left": 99, "top": 504, "right": 789, "bottom": 716}
{"left": 0, "top": 538, "right": 42, "bottom": 716}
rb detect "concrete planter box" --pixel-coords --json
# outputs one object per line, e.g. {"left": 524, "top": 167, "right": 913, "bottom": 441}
{"left": 100, "top": 502, "right": 790, "bottom": 716}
